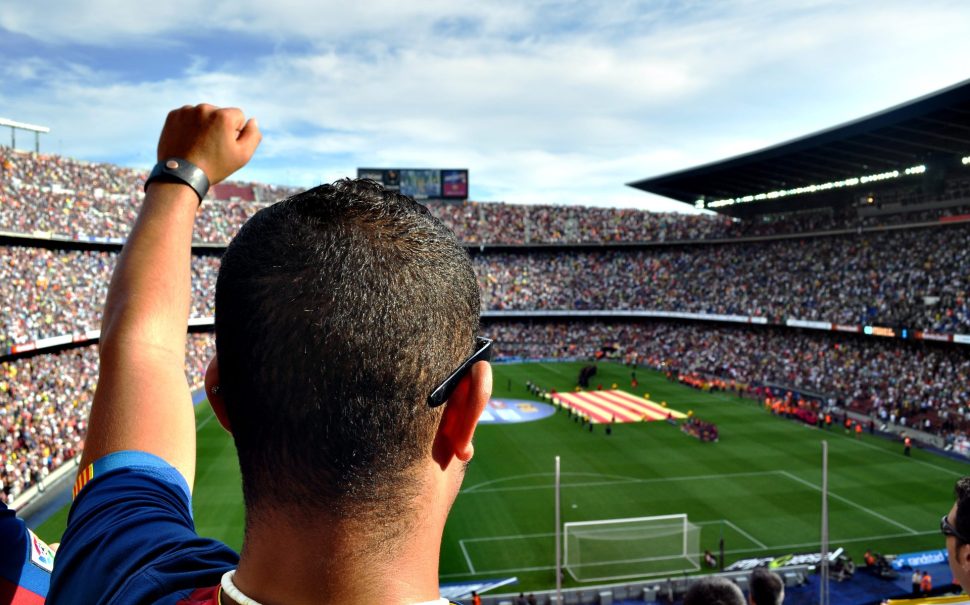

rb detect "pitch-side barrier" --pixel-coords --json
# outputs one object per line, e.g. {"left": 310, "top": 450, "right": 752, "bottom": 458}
{"left": 477, "top": 567, "right": 809, "bottom": 605}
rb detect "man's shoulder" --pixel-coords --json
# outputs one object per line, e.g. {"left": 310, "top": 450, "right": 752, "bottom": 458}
{"left": 50, "top": 451, "right": 239, "bottom": 604}
{"left": 72, "top": 450, "right": 192, "bottom": 501}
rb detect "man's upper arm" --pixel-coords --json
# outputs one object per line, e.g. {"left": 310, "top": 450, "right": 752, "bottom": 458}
{"left": 86, "top": 337, "right": 198, "bottom": 489}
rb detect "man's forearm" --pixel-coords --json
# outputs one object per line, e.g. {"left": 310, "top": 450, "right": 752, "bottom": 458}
{"left": 101, "top": 183, "right": 198, "bottom": 360}
{"left": 78, "top": 105, "right": 260, "bottom": 484}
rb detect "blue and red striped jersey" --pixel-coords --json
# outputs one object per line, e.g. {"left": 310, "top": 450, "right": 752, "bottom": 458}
{"left": 48, "top": 451, "right": 237, "bottom": 604}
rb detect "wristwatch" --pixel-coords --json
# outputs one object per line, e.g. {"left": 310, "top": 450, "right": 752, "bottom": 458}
{"left": 144, "top": 157, "right": 210, "bottom": 203}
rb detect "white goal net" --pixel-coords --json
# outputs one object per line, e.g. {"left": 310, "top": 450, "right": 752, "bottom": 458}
{"left": 563, "top": 514, "right": 701, "bottom": 582}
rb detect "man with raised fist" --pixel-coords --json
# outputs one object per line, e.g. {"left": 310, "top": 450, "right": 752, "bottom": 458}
{"left": 49, "top": 104, "right": 491, "bottom": 605}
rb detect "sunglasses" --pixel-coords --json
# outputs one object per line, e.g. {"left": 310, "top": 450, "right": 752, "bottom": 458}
{"left": 427, "top": 337, "right": 493, "bottom": 408}
{"left": 942, "top": 513, "right": 970, "bottom": 543}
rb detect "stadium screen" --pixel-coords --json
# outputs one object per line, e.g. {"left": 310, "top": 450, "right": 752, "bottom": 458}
{"left": 357, "top": 168, "right": 468, "bottom": 200}
{"left": 441, "top": 169, "right": 468, "bottom": 199}
{"left": 400, "top": 169, "right": 440, "bottom": 199}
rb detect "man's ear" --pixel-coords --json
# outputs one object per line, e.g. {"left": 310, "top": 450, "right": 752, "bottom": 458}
{"left": 204, "top": 356, "right": 232, "bottom": 434}
{"left": 432, "top": 361, "right": 492, "bottom": 469}
{"left": 960, "top": 542, "right": 970, "bottom": 575}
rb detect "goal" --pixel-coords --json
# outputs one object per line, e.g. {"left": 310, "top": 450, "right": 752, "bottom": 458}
{"left": 563, "top": 514, "right": 701, "bottom": 582}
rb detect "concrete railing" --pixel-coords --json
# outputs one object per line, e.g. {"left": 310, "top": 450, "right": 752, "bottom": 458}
{"left": 479, "top": 567, "right": 808, "bottom": 605}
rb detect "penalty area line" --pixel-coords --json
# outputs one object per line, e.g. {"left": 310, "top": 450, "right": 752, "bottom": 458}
{"left": 458, "top": 540, "right": 476, "bottom": 574}
{"left": 722, "top": 520, "right": 768, "bottom": 549}
{"left": 461, "top": 470, "right": 779, "bottom": 496}
{"left": 777, "top": 471, "right": 919, "bottom": 535}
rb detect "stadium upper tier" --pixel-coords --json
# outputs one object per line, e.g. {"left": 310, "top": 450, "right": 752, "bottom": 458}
{"left": 3, "top": 147, "right": 970, "bottom": 246}
{"left": 2, "top": 222, "right": 968, "bottom": 349}
{"left": 0, "top": 247, "right": 219, "bottom": 349}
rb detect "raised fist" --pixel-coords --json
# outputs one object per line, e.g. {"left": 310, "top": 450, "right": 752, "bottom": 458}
{"left": 157, "top": 104, "right": 261, "bottom": 185}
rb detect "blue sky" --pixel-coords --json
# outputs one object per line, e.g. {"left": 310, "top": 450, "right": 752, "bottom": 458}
{"left": 1, "top": 0, "right": 969, "bottom": 212}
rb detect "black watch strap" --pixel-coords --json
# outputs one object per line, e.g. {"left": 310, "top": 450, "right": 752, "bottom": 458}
{"left": 144, "top": 158, "right": 210, "bottom": 203}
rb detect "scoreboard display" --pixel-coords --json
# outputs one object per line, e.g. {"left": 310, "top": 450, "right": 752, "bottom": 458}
{"left": 357, "top": 168, "right": 468, "bottom": 200}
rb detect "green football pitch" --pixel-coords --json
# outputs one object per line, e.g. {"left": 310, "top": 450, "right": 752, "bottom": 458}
{"left": 35, "top": 361, "right": 970, "bottom": 592}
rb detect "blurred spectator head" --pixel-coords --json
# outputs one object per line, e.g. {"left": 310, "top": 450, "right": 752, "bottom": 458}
{"left": 684, "top": 576, "right": 745, "bottom": 605}
{"left": 749, "top": 567, "right": 784, "bottom": 605}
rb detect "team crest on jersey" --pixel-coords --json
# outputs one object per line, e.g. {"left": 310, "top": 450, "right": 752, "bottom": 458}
{"left": 27, "top": 530, "right": 55, "bottom": 572}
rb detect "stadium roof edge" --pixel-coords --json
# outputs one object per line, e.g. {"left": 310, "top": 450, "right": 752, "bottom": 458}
{"left": 0, "top": 117, "right": 50, "bottom": 133}
{"left": 628, "top": 78, "right": 970, "bottom": 217}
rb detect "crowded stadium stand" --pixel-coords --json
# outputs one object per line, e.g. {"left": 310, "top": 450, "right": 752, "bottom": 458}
{"left": 0, "top": 334, "right": 213, "bottom": 504}
{"left": 1, "top": 77, "right": 969, "bottom": 598}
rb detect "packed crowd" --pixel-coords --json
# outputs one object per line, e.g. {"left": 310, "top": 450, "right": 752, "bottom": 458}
{"left": 0, "top": 246, "right": 220, "bottom": 349}
{"left": 431, "top": 195, "right": 970, "bottom": 245}
{"left": 3, "top": 220, "right": 969, "bottom": 348}
{"left": 0, "top": 333, "right": 214, "bottom": 504}
{"left": 483, "top": 321, "right": 970, "bottom": 440}
{"left": 4, "top": 147, "right": 970, "bottom": 246}
{"left": 0, "top": 147, "right": 280, "bottom": 244}
{"left": 477, "top": 223, "right": 970, "bottom": 333}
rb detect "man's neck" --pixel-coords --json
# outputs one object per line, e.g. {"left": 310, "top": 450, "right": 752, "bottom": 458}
{"left": 231, "top": 507, "right": 446, "bottom": 605}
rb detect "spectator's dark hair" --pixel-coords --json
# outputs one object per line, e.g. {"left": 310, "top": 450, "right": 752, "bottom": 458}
{"left": 749, "top": 567, "right": 785, "bottom": 605}
{"left": 215, "top": 179, "right": 480, "bottom": 531}
{"left": 683, "top": 577, "right": 745, "bottom": 605}
{"left": 954, "top": 477, "right": 970, "bottom": 544}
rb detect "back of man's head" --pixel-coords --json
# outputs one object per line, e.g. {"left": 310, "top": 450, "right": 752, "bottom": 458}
{"left": 749, "top": 567, "right": 784, "bottom": 605}
{"left": 684, "top": 576, "right": 745, "bottom": 605}
{"left": 955, "top": 477, "right": 970, "bottom": 545}
{"left": 215, "top": 179, "right": 480, "bottom": 532}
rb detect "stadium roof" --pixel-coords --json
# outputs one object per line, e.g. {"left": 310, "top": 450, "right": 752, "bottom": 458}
{"left": 628, "top": 79, "right": 970, "bottom": 218}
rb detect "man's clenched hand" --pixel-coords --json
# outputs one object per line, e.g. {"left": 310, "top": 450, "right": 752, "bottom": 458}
{"left": 157, "top": 104, "right": 261, "bottom": 185}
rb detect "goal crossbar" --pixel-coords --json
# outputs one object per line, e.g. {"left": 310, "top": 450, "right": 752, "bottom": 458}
{"left": 563, "top": 513, "right": 688, "bottom": 529}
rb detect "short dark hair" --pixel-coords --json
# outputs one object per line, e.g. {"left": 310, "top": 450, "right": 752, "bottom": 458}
{"left": 954, "top": 477, "right": 970, "bottom": 544}
{"left": 749, "top": 567, "right": 784, "bottom": 605}
{"left": 215, "top": 179, "right": 480, "bottom": 530}
{"left": 684, "top": 577, "right": 745, "bottom": 605}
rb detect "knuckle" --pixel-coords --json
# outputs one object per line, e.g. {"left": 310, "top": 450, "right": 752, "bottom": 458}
{"left": 195, "top": 104, "right": 216, "bottom": 120}
{"left": 220, "top": 108, "right": 243, "bottom": 123}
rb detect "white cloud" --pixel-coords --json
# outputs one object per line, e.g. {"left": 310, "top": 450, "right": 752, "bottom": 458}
{"left": 2, "top": 0, "right": 970, "bottom": 210}
{"left": 0, "top": 1, "right": 529, "bottom": 46}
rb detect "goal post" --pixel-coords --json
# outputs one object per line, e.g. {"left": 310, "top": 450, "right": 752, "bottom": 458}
{"left": 563, "top": 514, "right": 701, "bottom": 582}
